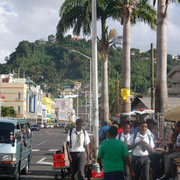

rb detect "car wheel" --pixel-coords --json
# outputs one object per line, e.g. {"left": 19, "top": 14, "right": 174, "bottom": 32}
{"left": 22, "top": 158, "right": 29, "bottom": 175}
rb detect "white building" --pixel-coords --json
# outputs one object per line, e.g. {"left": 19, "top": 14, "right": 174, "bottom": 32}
{"left": 55, "top": 98, "right": 75, "bottom": 122}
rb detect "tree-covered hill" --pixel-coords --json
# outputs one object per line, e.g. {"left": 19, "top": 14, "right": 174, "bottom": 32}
{"left": 0, "top": 35, "right": 179, "bottom": 113}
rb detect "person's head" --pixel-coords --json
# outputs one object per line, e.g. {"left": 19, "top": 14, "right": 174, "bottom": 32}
{"left": 103, "top": 121, "right": 108, "bottom": 126}
{"left": 21, "top": 127, "right": 25, "bottom": 134}
{"left": 175, "top": 121, "right": 180, "bottom": 134}
{"left": 146, "top": 118, "right": 156, "bottom": 130}
{"left": 107, "top": 126, "right": 118, "bottom": 138}
{"left": 122, "top": 122, "right": 130, "bottom": 134}
{"left": 76, "top": 118, "right": 84, "bottom": 131}
{"left": 139, "top": 121, "right": 148, "bottom": 135}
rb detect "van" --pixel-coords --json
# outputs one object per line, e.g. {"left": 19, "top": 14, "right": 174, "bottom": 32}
{"left": 0, "top": 118, "right": 32, "bottom": 180}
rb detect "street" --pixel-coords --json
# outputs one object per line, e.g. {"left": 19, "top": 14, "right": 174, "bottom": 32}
{"left": 20, "top": 128, "right": 67, "bottom": 180}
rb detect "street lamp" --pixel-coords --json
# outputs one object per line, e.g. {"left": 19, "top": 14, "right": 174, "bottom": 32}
{"left": 69, "top": 50, "right": 92, "bottom": 131}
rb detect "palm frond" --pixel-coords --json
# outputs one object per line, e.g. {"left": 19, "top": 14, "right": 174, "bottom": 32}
{"left": 132, "top": 1, "right": 157, "bottom": 30}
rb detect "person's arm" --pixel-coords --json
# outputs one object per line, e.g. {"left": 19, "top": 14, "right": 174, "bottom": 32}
{"left": 128, "top": 141, "right": 141, "bottom": 150}
{"left": 66, "top": 141, "right": 72, "bottom": 162}
{"left": 124, "top": 156, "right": 135, "bottom": 177}
{"left": 144, "top": 142, "right": 154, "bottom": 153}
{"left": 97, "top": 158, "right": 103, "bottom": 171}
{"left": 85, "top": 144, "right": 90, "bottom": 162}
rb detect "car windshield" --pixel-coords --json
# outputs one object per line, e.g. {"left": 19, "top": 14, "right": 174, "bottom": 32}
{"left": 32, "top": 125, "right": 38, "bottom": 127}
{"left": 0, "top": 122, "right": 15, "bottom": 143}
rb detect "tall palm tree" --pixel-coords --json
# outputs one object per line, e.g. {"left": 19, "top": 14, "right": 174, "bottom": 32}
{"left": 154, "top": 0, "right": 179, "bottom": 113}
{"left": 114, "top": 0, "right": 156, "bottom": 113}
{"left": 57, "top": 0, "right": 120, "bottom": 124}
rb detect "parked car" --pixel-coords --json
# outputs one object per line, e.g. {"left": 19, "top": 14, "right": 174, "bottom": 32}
{"left": 31, "top": 124, "right": 40, "bottom": 131}
{"left": 0, "top": 118, "right": 32, "bottom": 180}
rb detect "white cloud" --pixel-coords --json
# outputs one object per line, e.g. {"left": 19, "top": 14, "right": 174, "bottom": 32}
{"left": 0, "top": 0, "right": 179, "bottom": 63}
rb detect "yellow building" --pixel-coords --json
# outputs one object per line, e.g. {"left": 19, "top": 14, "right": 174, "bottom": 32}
{"left": 42, "top": 96, "right": 51, "bottom": 124}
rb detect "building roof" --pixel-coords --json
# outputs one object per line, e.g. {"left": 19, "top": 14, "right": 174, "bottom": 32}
{"left": 133, "top": 96, "right": 180, "bottom": 112}
{"left": 25, "top": 78, "right": 36, "bottom": 86}
{"left": 168, "top": 65, "right": 180, "bottom": 78}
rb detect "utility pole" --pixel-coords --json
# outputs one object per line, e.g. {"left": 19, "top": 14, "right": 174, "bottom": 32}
{"left": 92, "top": 0, "right": 99, "bottom": 153}
{"left": 151, "top": 43, "right": 155, "bottom": 110}
{"left": 115, "top": 72, "right": 120, "bottom": 114}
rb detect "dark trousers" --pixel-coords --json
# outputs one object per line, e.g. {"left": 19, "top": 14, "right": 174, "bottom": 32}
{"left": 149, "top": 153, "right": 161, "bottom": 180}
{"left": 131, "top": 156, "right": 150, "bottom": 180}
{"left": 70, "top": 152, "right": 86, "bottom": 180}
{"left": 104, "top": 171, "right": 125, "bottom": 180}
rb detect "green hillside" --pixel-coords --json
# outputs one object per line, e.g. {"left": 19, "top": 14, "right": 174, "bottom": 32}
{"left": 0, "top": 35, "right": 179, "bottom": 114}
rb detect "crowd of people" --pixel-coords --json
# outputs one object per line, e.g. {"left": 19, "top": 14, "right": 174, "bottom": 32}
{"left": 66, "top": 118, "right": 180, "bottom": 180}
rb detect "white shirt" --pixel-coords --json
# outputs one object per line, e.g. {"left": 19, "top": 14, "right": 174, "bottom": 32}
{"left": 146, "top": 129, "right": 155, "bottom": 139}
{"left": 116, "top": 133, "right": 131, "bottom": 145}
{"left": 66, "top": 128, "right": 90, "bottom": 152}
{"left": 176, "top": 133, "right": 180, "bottom": 147}
{"left": 129, "top": 132, "right": 155, "bottom": 156}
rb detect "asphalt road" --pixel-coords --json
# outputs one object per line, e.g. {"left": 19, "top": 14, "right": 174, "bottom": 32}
{"left": 21, "top": 127, "right": 67, "bottom": 180}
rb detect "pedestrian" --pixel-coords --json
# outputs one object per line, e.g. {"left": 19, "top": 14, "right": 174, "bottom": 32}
{"left": 21, "top": 127, "right": 28, "bottom": 147}
{"left": 117, "top": 121, "right": 132, "bottom": 180}
{"left": 129, "top": 121, "right": 154, "bottom": 180}
{"left": 98, "top": 126, "right": 134, "bottom": 180}
{"left": 160, "top": 121, "right": 180, "bottom": 180}
{"left": 99, "top": 121, "right": 109, "bottom": 144}
{"left": 66, "top": 119, "right": 90, "bottom": 180}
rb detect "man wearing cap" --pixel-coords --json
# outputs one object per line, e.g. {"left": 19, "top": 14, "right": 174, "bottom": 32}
{"left": 66, "top": 119, "right": 90, "bottom": 180}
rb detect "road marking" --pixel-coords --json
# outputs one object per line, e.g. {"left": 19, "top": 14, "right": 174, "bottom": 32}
{"left": 49, "top": 149, "right": 59, "bottom": 152}
{"left": 36, "top": 157, "right": 53, "bottom": 165}
{"left": 45, "top": 131, "right": 51, "bottom": 135}
{"left": 32, "top": 149, "right": 40, "bottom": 152}
{"left": 33, "top": 141, "right": 46, "bottom": 148}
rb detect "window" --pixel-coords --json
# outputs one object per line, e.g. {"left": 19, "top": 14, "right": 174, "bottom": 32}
{"left": 18, "top": 106, "right": 21, "bottom": 114}
{"left": 18, "top": 92, "right": 21, "bottom": 100}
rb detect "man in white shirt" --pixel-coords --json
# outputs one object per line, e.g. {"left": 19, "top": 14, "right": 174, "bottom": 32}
{"left": 129, "top": 121, "right": 154, "bottom": 180}
{"left": 66, "top": 119, "right": 90, "bottom": 180}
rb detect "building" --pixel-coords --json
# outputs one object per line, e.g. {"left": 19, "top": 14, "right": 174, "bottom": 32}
{"left": 55, "top": 98, "right": 75, "bottom": 122}
{"left": 42, "top": 94, "right": 51, "bottom": 124}
{"left": 0, "top": 74, "right": 43, "bottom": 124}
{"left": 168, "top": 65, "right": 180, "bottom": 96}
{"left": 51, "top": 98, "right": 56, "bottom": 124}
{"left": 36, "top": 85, "right": 43, "bottom": 125}
{"left": 131, "top": 96, "right": 180, "bottom": 112}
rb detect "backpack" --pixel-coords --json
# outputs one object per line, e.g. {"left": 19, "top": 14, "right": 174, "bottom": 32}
{"left": 99, "top": 127, "right": 107, "bottom": 141}
{"left": 133, "top": 131, "right": 151, "bottom": 145}
{"left": 69, "top": 128, "right": 86, "bottom": 147}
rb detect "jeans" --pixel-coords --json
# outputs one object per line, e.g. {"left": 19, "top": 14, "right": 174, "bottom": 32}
{"left": 70, "top": 152, "right": 86, "bottom": 180}
{"left": 104, "top": 171, "right": 125, "bottom": 180}
{"left": 131, "top": 156, "right": 150, "bottom": 180}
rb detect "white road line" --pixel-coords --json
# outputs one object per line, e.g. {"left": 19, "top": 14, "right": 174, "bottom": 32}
{"left": 49, "top": 149, "right": 59, "bottom": 152}
{"left": 32, "top": 149, "right": 40, "bottom": 152}
{"left": 33, "top": 141, "right": 46, "bottom": 148}
{"left": 36, "top": 157, "right": 53, "bottom": 165}
{"left": 45, "top": 131, "right": 51, "bottom": 135}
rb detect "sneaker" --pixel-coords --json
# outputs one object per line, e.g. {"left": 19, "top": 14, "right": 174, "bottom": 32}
{"left": 159, "top": 174, "right": 169, "bottom": 180}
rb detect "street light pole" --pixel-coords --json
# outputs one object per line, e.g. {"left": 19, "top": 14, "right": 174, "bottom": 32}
{"left": 92, "top": 0, "right": 99, "bottom": 153}
{"left": 70, "top": 50, "right": 92, "bottom": 131}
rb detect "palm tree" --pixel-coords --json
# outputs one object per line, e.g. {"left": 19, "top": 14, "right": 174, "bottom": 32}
{"left": 114, "top": 0, "right": 156, "bottom": 113}
{"left": 154, "top": 0, "right": 179, "bottom": 113}
{"left": 57, "top": 0, "right": 120, "bottom": 124}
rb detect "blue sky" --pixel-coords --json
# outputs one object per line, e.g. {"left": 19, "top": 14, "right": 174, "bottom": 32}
{"left": 0, "top": 0, "right": 180, "bottom": 63}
